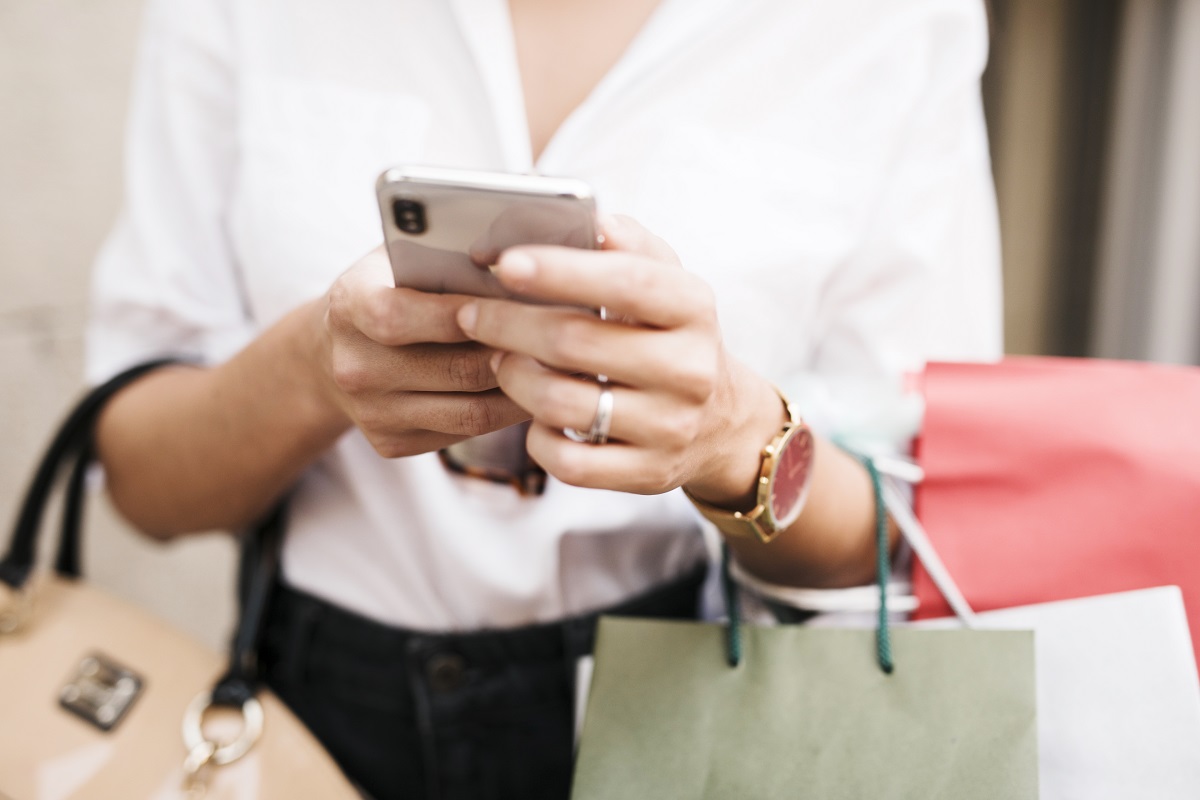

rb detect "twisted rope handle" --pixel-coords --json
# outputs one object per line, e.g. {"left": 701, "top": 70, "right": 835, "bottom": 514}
{"left": 720, "top": 455, "right": 893, "bottom": 674}
{"left": 864, "top": 456, "right": 894, "bottom": 673}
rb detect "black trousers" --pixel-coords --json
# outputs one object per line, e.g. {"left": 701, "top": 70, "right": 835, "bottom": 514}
{"left": 260, "top": 563, "right": 708, "bottom": 800}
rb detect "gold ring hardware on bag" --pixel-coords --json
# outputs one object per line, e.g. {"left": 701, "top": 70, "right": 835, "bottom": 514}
{"left": 0, "top": 581, "right": 35, "bottom": 635}
{"left": 182, "top": 739, "right": 218, "bottom": 800}
{"left": 180, "top": 691, "right": 264, "bottom": 796}
{"left": 182, "top": 691, "right": 265, "bottom": 766}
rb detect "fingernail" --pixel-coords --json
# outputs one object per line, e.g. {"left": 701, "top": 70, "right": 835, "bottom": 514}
{"left": 489, "top": 351, "right": 503, "bottom": 373}
{"left": 497, "top": 250, "right": 536, "bottom": 283}
{"left": 457, "top": 302, "right": 478, "bottom": 333}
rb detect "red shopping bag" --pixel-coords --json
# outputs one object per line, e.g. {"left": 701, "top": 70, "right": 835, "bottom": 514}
{"left": 912, "top": 357, "right": 1200, "bottom": 663}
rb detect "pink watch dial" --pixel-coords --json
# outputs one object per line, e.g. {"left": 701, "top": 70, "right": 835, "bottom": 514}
{"left": 769, "top": 426, "right": 815, "bottom": 528}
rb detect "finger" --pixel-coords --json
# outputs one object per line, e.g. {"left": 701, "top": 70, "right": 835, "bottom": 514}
{"left": 332, "top": 341, "right": 500, "bottom": 393}
{"left": 329, "top": 249, "right": 478, "bottom": 346}
{"left": 469, "top": 202, "right": 587, "bottom": 267}
{"left": 461, "top": 300, "right": 717, "bottom": 396}
{"left": 488, "top": 247, "right": 711, "bottom": 329}
{"left": 370, "top": 389, "right": 530, "bottom": 438}
{"left": 494, "top": 353, "right": 701, "bottom": 448}
{"left": 366, "top": 428, "right": 467, "bottom": 460}
{"left": 525, "top": 422, "right": 679, "bottom": 495}
{"left": 598, "top": 214, "right": 679, "bottom": 263}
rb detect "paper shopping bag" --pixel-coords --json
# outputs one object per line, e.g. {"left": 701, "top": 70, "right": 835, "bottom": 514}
{"left": 571, "top": 619, "right": 1036, "bottom": 799}
{"left": 912, "top": 357, "right": 1200, "bottom": 664}
{"left": 914, "top": 587, "right": 1200, "bottom": 799}
{"left": 572, "top": 458, "right": 1038, "bottom": 800}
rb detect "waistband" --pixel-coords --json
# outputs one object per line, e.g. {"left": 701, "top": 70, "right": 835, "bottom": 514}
{"left": 262, "top": 561, "right": 708, "bottom": 682}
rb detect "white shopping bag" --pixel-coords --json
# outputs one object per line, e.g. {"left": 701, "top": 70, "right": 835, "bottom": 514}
{"left": 887, "top": 468, "right": 1200, "bottom": 797}
{"left": 739, "top": 470, "right": 1200, "bottom": 799}
{"left": 915, "top": 587, "right": 1200, "bottom": 799}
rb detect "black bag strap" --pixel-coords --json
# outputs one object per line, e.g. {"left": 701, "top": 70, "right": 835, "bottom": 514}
{"left": 0, "top": 359, "right": 285, "bottom": 707}
{"left": 0, "top": 359, "right": 182, "bottom": 589}
{"left": 212, "top": 499, "right": 287, "bottom": 707}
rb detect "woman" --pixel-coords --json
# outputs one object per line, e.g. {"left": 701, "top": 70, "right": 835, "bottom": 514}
{"left": 88, "top": 0, "right": 1001, "bottom": 796}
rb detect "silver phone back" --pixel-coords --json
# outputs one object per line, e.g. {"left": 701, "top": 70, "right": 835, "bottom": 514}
{"left": 377, "top": 166, "right": 598, "bottom": 298}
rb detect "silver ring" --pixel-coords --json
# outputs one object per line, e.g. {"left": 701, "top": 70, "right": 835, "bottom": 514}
{"left": 587, "top": 385, "right": 614, "bottom": 444}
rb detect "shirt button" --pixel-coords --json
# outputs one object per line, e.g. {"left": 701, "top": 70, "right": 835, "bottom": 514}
{"left": 426, "top": 653, "right": 467, "bottom": 693}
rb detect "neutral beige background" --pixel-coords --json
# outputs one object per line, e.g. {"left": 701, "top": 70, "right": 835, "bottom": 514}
{"left": 1, "top": 0, "right": 237, "bottom": 651}
{"left": 985, "top": 0, "right": 1067, "bottom": 357}
{"left": 1, "top": 1, "right": 1074, "bottom": 648}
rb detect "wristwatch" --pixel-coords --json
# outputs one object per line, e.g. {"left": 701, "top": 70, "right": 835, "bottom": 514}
{"left": 684, "top": 387, "right": 815, "bottom": 544}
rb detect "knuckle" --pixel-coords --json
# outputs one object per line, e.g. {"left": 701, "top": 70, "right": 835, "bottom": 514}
{"left": 369, "top": 434, "right": 410, "bottom": 460}
{"left": 366, "top": 292, "right": 401, "bottom": 343}
{"left": 551, "top": 318, "right": 597, "bottom": 365}
{"left": 331, "top": 353, "right": 370, "bottom": 396}
{"left": 537, "top": 381, "right": 579, "bottom": 427}
{"left": 684, "top": 407, "right": 705, "bottom": 440}
{"left": 639, "top": 462, "right": 679, "bottom": 496}
{"left": 456, "top": 397, "right": 498, "bottom": 437}
{"left": 325, "top": 285, "right": 344, "bottom": 316}
{"left": 549, "top": 447, "right": 590, "bottom": 487}
{"left": 446, "top": 348, "right": 491, "bottom": 391}
{"left": 662, "top": 460, "right": 688, "bottom": 493}
{"left": 659, "top": 409, "right": 701, "bottom": 448}
{"left": 647, "top": 476, "right": 674, "bottom": 496}
{"left": 615, "top": 264, "right": 657, "bottom": 308}
{"left": 325, "top": 286, "right": 352, "bottom": 333}
{"left": 354, "top": 402, "right": 388, "bottom": 435}
{"left": 670, "top": 357, "right": 718, "bottom": 403}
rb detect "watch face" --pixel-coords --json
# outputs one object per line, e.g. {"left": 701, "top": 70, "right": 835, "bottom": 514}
{"left": 769, "top": 425, "right": 815, "bottom": 528}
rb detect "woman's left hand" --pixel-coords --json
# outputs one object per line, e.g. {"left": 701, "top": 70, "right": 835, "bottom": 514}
{"left": 456, "top": 215, "right": 782, "bottom": 506}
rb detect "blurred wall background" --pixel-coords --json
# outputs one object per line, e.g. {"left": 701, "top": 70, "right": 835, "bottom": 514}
{"left": 0, "top": 0, "right": 238, "bottom": 649}
{"left": 986, "top": 0, "right": 1200, "bottom": 362}
{"left": 2, "top": 0, "right": 1199, "bottom": 647}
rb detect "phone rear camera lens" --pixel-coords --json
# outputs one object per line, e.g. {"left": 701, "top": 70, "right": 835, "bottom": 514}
{"left": 393, "top": 199, "right": 427, "bottom": 234}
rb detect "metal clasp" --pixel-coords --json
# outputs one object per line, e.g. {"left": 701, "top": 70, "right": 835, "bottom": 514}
{"left": 182, "top": 740, "right": 217, "bottom": 799}
{"left": 59, "top": 653, "right": 145, "bottom": 731}
{"left": 180, "top": 691, "right": 264, "bottom": 795}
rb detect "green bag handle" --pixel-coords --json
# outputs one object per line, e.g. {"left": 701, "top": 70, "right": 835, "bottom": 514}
{"left": 720, "top": 455, "right": 894, "bottom": 674}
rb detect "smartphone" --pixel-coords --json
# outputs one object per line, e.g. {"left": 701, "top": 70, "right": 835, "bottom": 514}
{"left": 376, "top": 165, "right": 599, "bottom": 299}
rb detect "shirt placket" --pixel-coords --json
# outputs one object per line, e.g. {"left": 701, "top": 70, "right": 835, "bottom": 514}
{"left": 445, "top": 0, "right": 535, "bottom": 172}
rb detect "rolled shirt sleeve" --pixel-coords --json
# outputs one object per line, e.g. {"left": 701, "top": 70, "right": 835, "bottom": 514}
{"left": 785, "top": 0, "right": 1001, "bottom": 451}
{"left": 86, "top": 0, "right": 254, "bottom": 385}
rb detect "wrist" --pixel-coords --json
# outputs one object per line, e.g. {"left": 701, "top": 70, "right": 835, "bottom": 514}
{"left": 682, "top": 364, "right": 785, "bottom": 511}
{"left": 685, "top": 375, "right": 816, "bottom": 545}
{"left": 287, "top": 297, "right": 355, "bottom": 439}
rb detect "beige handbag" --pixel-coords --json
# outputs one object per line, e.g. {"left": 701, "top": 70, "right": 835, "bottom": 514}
{"left": 0, "top": 362, "right": 359, "bottom": 799}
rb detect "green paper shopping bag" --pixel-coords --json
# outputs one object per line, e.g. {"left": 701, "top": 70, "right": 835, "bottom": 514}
{"left": 571, "top": 461, "right": 1039, "bottom": 800}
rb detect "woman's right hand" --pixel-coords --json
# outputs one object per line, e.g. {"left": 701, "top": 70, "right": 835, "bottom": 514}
{"left": 317, "top": 246, "right": 530, "bottom": 457}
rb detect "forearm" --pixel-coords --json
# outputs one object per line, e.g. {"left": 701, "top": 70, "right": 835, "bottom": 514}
{"left": 95, "top": 298, "right": 350, "bottom": 537}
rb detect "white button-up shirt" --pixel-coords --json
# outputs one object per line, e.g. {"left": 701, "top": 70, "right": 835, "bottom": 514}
{"left": 88, "top": 0, "right": 1001, "bottom": 630}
